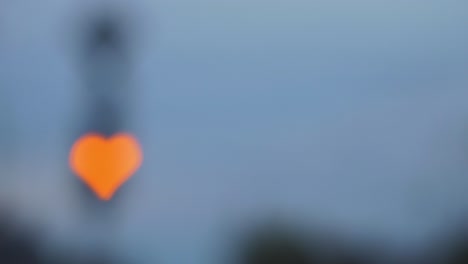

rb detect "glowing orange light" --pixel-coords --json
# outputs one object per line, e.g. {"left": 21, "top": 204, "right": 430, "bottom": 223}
{"left": 69, "top": 133, "right": 143, "bottom": 201}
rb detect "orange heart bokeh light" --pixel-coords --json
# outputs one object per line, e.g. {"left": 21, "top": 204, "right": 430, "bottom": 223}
{"left": 69, "top": 133, "right": 143, "bottom": 201}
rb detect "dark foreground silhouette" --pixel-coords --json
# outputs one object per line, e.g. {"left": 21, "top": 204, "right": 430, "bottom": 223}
{"left": 1, "top": 208, "right": 468, "bottom": 264}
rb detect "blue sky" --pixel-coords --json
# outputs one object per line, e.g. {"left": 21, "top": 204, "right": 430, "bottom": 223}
{"left": 1, "top": 0, "right": 468, "bottom": 263}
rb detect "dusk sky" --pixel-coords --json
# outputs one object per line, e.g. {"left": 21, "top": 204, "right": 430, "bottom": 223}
{"left": 1, "top": 0, "right": 468, "bottom": 263}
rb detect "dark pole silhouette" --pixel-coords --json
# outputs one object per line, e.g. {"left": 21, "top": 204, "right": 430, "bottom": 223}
{"left": 70, "top": 8, "right": 134, "bottom": 210}
{"left": 65, "top": 8, "right": 135, "bottom": 259}
{"left": 79, "top": 13, "right": 131, "bottom": 137}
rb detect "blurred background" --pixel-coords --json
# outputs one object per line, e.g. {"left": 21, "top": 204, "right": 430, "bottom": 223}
{"left": 1, "top": 0, "right": 468, "bottom": 263}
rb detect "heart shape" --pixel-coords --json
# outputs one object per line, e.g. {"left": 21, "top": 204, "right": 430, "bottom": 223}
{"left": 69, "top": 133, "right": 143, "bottom": 201}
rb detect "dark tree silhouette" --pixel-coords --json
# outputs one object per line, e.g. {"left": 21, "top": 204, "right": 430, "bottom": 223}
{"left": 238, "top": 221, "right": 374, "bottom": 264}
{"left": 242, "top": 227, "right": 314, "bottom": 264}
{"left": 0, "top": 215, "right": 41, "bottom": 264}
{"left": 0, "top": 207, "right": 121, "bottom": 264}
{"left": 444, "top": 233, "right": 468, "bottom": 264}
